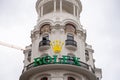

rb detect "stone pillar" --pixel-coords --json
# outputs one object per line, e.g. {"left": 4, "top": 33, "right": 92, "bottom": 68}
{"left": 41, "top": 6, "right": 43, "bottom": 16}
{"left": 60, "top": 0, "right": 62, "bottom": 13}
{"left": 54, "top": 0, "right": 56, "bottom": 12}
{"left": 77, "top": 8, "right": 78, "bottom": 17}
{"left": 73, "top": 5, "right": 75, "bottom": 16}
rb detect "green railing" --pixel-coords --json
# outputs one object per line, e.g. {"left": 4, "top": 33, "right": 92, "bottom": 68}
{"left": 25, "top": 58, "right": 94, "bottom": 73}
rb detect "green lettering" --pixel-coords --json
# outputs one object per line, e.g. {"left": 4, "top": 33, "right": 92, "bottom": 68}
{"left": 34, "top": 57, "right": 42, "bottom": 66}
{"left": 62, "top": 55, "right": 70, "bottom": 64}
{"left": 43, "top": 56, "right": 52, "bottom": 64}
{"left": 67, "top": 56, "right": 74, "bottom": 64}
{"left": 73, "top": 57, "right": 80, "bottom": 66}
{"left": 33, "top": 55, "right": 81, "bottom": 67}
{"left": 53, "top": 55, "right": 57, "bottom": 63}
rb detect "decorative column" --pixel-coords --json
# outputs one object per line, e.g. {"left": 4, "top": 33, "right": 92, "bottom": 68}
{"left": 77, "top": 8, "right": 78, "bottom": 17}
{"left": 73, "top": 5, "right": 75, "bottom": 16}
{"left": 60, "top": 0, "right": 62, "bottom": 13}
{"left": 54, "top": 0, "right": 56, "bottom": 13}
{"left": 41, "top": 6, "right": 43, "bottom": 16}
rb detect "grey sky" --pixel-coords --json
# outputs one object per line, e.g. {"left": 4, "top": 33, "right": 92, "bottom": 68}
{"left": 0, "top": 0, "right": 120, "bottom": 80}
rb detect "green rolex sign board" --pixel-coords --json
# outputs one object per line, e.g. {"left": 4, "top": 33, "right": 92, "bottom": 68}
{"left": 34, "top": 55, "right": 80, "bottom": 67}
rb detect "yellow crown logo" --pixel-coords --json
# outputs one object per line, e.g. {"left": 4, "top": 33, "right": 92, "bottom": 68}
{"left": 50, "top": 40, "right": 64, "bottom": 53}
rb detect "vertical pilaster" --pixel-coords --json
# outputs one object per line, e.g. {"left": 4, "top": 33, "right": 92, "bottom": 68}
{"left": 77, "top": 8, "right": 78, "bottom": 18}
{"left": 60, "top": 0, "right": 62, "bottom": 13}
{"left": 54, "top": 0, "right": 56, "bottom": 13}
{"left": 41, "top": 6, "right": 43, "bottom": 16}
{"left": 73, "top": 5, "right": 75, "bottom": 16}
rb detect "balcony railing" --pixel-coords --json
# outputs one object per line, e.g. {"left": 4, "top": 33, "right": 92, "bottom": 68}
{"left": 39, "top": 40, "right": 50, "bottom": 50}
{"left": 25, "top": 58, "right": 94, "bottom": 74}
{"left": 65, "top": 40, "right": 77, "bottom": 47}
{"left": 65, "top": 40, "right": 77, "bottom": 50}
{"left": 39, "top": 40, "right": 50, "bottom": 47}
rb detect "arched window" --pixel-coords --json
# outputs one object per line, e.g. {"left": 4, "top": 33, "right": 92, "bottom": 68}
{"left": 85, "top": 50, "right": 89, "bottom": 56}
{"left": 39, "top": 30, "right": 50, "bottom": 50}
{"left": 39, "top": 34, "right": 50, "bottom": 48}
{"left": 40, "top": 24, "right": 51, "bottom": 34}
{"left": 85, "top": 50, "right": 89, "bottom": 61}
{"left": 65, "top": 24, "right": 76, "bottom": 34}
{"left": 68, "top": 77, "right": 75, "bottom": 80}
{"left": 65, "top": 33, "right": 77, "bottom": 48}
{"left": 27, "top": 51, "right": 31, "bottom": 62}
{"left": 41, "top": 77, "right": 48, "bottom": 80}
{"left": 67, "top": 34, "right": 74, "bottom": 40}
{"left": 42, "top": 34, "right": 49, "bottom": 41}
{"left": 97, "top": 77, "right": 99, "bottom": 80}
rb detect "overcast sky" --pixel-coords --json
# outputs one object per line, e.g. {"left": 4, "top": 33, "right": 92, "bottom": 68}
{"left": 0, "top": 0, "right": 120, "bottom": 80}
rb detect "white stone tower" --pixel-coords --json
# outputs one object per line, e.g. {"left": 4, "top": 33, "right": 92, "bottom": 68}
{"left": 20, "top": 0, "right": 102, "bottom": 80}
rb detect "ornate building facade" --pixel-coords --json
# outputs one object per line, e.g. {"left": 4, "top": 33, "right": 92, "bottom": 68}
{"left": 20, "top": 0, "right": 102, "bottom": 80}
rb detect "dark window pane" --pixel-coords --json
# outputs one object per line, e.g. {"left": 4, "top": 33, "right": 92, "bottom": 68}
{"left": 28, "top": 51, "right": 31, "bottom": 57}
{"left": 67, "top": 35, "right": 74, "bottom": 40}
{"left": 43, "top": 35, "right": 49, "bottom": 40}
{"left": 68, "top": 77, "right": 75, "bottom": 80}
{"left": 85, "top": 50, "right": 89, "bottom": 56}
{"left": 41, "top": 77, "right": 48, "bottom": 80}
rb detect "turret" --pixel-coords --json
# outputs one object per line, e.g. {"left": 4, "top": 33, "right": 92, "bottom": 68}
{"left": 20, "top": 0, "right": 102, "bottom": 80}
